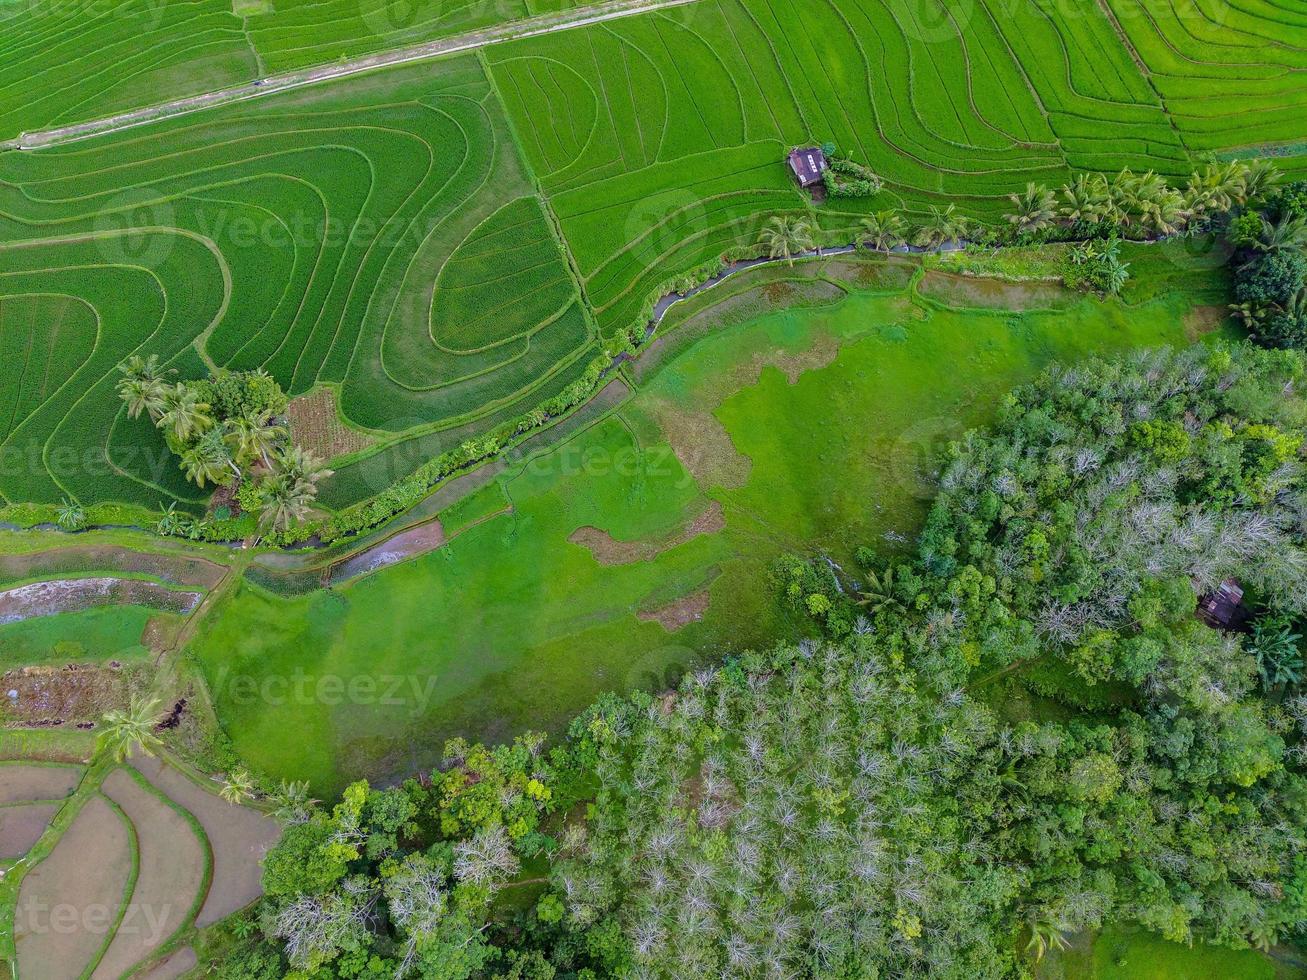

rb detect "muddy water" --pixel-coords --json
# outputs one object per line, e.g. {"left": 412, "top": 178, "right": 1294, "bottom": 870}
{"left": 328, "top": 521, "right": 446, "bottom": 585}
{"left": 0, "top": 578, "right": 202, "bottom": 624}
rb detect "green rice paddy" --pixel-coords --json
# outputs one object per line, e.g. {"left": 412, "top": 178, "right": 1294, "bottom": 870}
{"left": 0, "top": 0, "right": 1302, "bottom": 515}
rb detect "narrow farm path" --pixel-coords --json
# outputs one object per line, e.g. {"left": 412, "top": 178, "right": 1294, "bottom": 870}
{"left": 2, "top": 0, "right": 705, "bottom": 151}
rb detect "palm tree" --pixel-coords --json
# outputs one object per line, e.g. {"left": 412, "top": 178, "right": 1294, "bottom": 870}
{"left": 1005, "top": 182, "right": 1057, "bottom": 234}
{"left": 157, "top": 383, "right": 213, "bottom": 443}
{"left": 269, "top": 779, "right": 318, "bottom": 825}
{"left": 257, "top": 449, "right": 332, "bottom": 533}
{"left": 1229, "top": 300, "right": 1264, "bottom": 332}
{"left": 179, "top": 428, "right": 236, "bottom": 488}
{"left": 116, "top": 354, "right": 168, "bottom": 421}
{"left": 860, "top": 209, "right": 907, "bottom": 251}
{"left": 1140, "top": 187, "right": 1190, "bottom": 237}
{"left": 913, "top": 204, "right": 969, "bottom": 248}
{"left": 1024, "top": 914, "right": 1072, "bottom": 962}
{"left": 96, "top": 696, "right": 164, "bottom": 763}
{"left": 1060, "top": 173, "right": 1108, "bottom": 225}
{"left": 55, "top": 497, "right": 86, "bottom": 531}
{"left": 220, "top": 768, "right": 256, "bottom": 805}
{"left": 757, "top": 215, "right": 815, "bottom": 266}
{"left": 1240, "top": 158, "right": 1281, "bottom": 204}
{"left": 1255, "top": 213, "right": 1307, "bottom": 255}
{"left": 277, "top": 446, "right": 333, "bottom": 486}
{"left": 118, "top": 353, "right": 162, "bottom": 384}
{"left": 225, "top": 410, "right": 287, "bottom": 470}
{"left": 857, "top": 566, "right": 904, "bottom": 616}
{"left": 1185, "top": 161, "right": 1244, "bottom": 220}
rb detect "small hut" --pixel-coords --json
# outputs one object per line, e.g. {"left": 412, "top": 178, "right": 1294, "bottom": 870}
{"left": 1197, "top": 579, "right": 1247, "bottom": 630}
{"left": 787, "top": 147, "right": 827, "bottom": 188}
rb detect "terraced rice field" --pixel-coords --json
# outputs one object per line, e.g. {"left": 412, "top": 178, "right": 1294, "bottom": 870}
{"left": 0, "top": 57, "right": 592, "bottom": 511}
{"left": 0, "top": 0, "right": 586, "bottom": 141}
{"left": 4, "top": 758, "right": 278, "bottom": 979}
{"left": 0, "top": 0, "right": 1302, "bottom": 518}
{"left": 486, "top": 0, "right": 1070, "bottom": 334}
{"left": 1104, "top": 0, "right": 1307, "bottom": 161}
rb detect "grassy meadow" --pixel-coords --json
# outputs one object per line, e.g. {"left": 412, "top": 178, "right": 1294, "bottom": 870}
{"left": 185, "top": 252, "right": 1234, "bottom": 790}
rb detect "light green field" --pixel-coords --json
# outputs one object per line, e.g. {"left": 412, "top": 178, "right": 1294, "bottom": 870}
{"left": 186, "top": 254, "right": 1233, "bottom": 791}
{"left": 1040, "top": 925, "right": 1298, "bottom": 980}
{"left": 0, "top": 607, "right": 156, "bottom": 666}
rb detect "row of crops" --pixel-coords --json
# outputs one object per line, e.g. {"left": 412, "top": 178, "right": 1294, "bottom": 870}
{"left": 0, "top": 0, "right": 1303, "bottom": 513}
{"left": 0, "top": 59, "right": 593, "bottom": 510}
{"left": 0, "top": 0, "right": 588, "bottom": 142}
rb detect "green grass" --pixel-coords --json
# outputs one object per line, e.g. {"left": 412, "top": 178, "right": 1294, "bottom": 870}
{"left": 1055, "top": 925, "right": 1298, "bottom": 980}
{"left": 187, "top": 255, "right": 1230, "bottom": 791}
{"left": 0, "top": 57, "right": 592, "bottom": 512}
{"left": 0, "top": 607, "right": 158, "bottom": 666}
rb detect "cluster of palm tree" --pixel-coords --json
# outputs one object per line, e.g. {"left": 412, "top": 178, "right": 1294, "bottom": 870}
{"left": 116, "top": 355, "right": 332, "bottom": 531}
{"left": 755, "top": 161, "right": 1280, "bottom": 273}
{"left": 1004, "top": 159, "right": 1279, "bottom": 238}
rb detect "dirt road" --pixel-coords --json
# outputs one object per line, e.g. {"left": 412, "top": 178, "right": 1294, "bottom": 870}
{"left": 4, "top": 0, "right": 703, "bottom": 151}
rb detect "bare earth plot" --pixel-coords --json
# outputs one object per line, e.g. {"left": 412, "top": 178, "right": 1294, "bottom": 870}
{"left": 3, "top": 756, "right": 278, "bottom": 979}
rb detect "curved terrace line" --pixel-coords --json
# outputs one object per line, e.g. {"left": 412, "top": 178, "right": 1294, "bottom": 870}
{"left": 2, "top": 0, "right": 706, "bottom": 152}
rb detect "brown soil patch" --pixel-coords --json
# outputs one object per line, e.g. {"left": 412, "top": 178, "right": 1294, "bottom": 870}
{"left": 919, "top": 270, "right": 1068, "bottom": 310}
{"left": 637, "top": 589, "right": 711, "bottom": 631}
{"left": 93, "top": 770, "right": 208, "bottom": 979}
{"left": 131, "top": 756, "right": 281, "bottom": 926}
{"left": 140, "top": 615, "right": 183, "bottom": 655}
{"left": 137, "top": 946, "right": 196, "bottom": 980}
{"left": 570, "top": 501, "right": 725, "bottom": 567}
{"left": 287, "top": 387, "right": 374, "bottom": 460}
{"left": 0, "top": 802, "right": 59, "bottom": 859}
{"left": 1184, "top": 304, "right": 1229, "bottom": 340}
{"left": 0, "top": 578, "right": 202, "bottom": 624}
{"left": 0, "top": 547, "right": 225, "bottom": 590}
{"left": 14, "top": 794, "right": 133, "bottom": 980}
{"left": 0, "top": 764, "right": 80, "bottom": 803}
{"left": 2, "top": 663, "right": 141, "bottom": 727}
{"left": 647, "top": 402, "right": 752, "bottom": 490}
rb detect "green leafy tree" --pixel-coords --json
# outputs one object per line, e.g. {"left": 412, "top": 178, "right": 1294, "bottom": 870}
{"left": 157, "top": 382, "right": 213, "bottom": 443}
{"left": 1249, "top": 614, "right": 1303, "bottom": 688}
{"left": 55, "top": 497, "right": 86, "bottom": 531}
{"left": 913, "top": 203, "right": 969, "bottom": 248}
